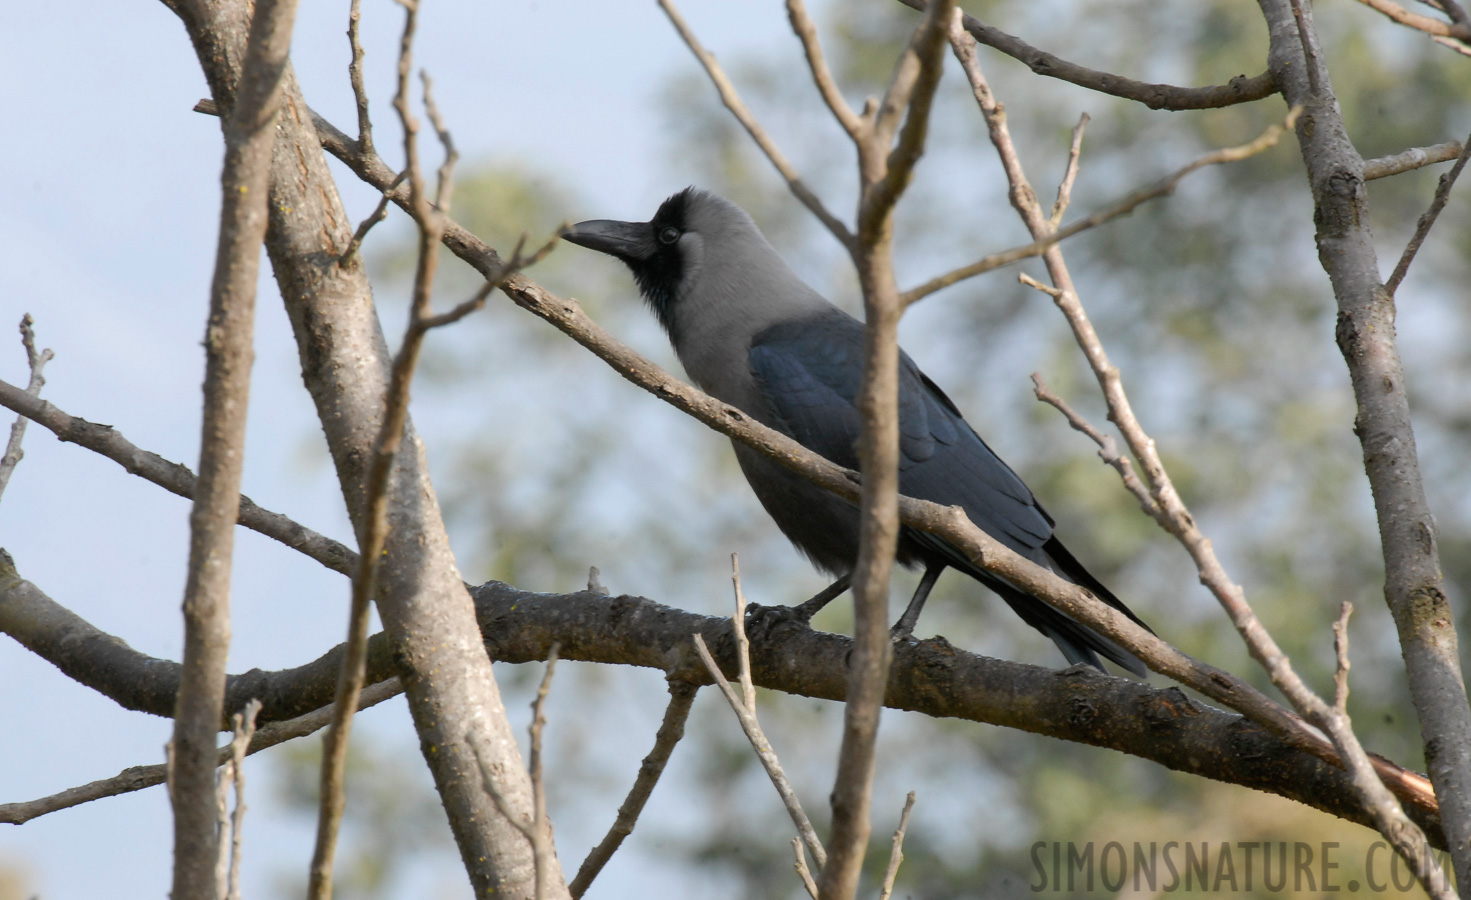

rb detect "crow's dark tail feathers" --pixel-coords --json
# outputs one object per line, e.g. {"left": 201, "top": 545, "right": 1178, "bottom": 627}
{"left": 953, "top": 537, "right": 1152, "bottom": 677}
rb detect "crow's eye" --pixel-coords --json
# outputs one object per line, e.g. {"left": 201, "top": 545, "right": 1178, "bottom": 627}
{"left": 659, "top": 226, "right": 681, "bottom": 245}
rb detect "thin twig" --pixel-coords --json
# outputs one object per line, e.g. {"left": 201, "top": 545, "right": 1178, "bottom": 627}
{"left": 1350, "top": 0, "right": 1471, "bottom": 43}
{"left": 901, "top": 105, "right": 1303, "bottom": 306}
{"left": 1364, "top": 139, "right": 1465, "bottom": 179}
{"left": 793, "top": 838, "right": 819, "bottom": 899}
{"left": 1333, "top": 602, "right": 1354, "bottom": 713}
{"left": 877, "top": 792, "right": 917, "bottom": 900}
{"left": 1290, "top": 0, "right": 1323, "bottom": 96}
{"left": 569, "top": 681, "right": 698, "bottom": 898}
{"left": 656, "top": 0, "right": 856, "bottom": 253}
{"left": 894, "top": 0, "right": 1279, "bottom": 110}
{"left": 225, "top": 699, "right": 260, "bottom": 900}
{"left": 0, "top": 378, "right": 359, "bottom": 578}
{"left": 0, "top": 315, "right": 54, "bottom": 504}
{"left": 0, "top": 679, "right": 402, "bottom": 826}
{"left": 340, "top": 169, "right": 408, "bottom": 266}
{"left": 1049, "top": 114, "right": 1089, "bottom": 228}
{"left": 527, "top": 644, "right": 560, "bottom": 900}
{"left": 785, "top": 0, "right": 861, "bottom": 138}
{"left": 692, "top": 633, "right": 826, "bottom": 868}
{"left": 420, "top": 70, "right": 458, "bottom": 213}
{"left": 416, "top": 228, "right": 562, "bottom": 331}
{"left": 730, "top": 554, "right": 754, "bottom": 712}
{"left": 1386, "top": 130, "right": 1471, "bottom": 294}
{"left": 1030, "top": 372, "right": 1159, "bottom": 520}
{"left": 820, "top": 5, "right": 953, "bottom": 895}
{"left": 470, "top": 641, "right": 561, "bottom": 900}
{"left": 346, "top": 0, "right": 372, "bottom": 152}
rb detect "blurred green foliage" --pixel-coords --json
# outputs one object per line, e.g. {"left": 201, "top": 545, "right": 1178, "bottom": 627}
{"left": 272, "top": 1, "right": 1471, "bottom": 896}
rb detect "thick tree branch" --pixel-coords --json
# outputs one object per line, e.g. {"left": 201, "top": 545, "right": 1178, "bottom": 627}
{"left": 0, "top": 564, "right": 1443, "bottom": 847}
{"left": 171, "top": 1, "right": 297, "bottom": 894}
{"left": 1261, "top": 0, "right": 1468, "bottom": 893}
{"left": 893, "top": 0, "right": 1277, "bottom": 110}
{"left": 167, "top": 0, "right": 552, "bottom": 893}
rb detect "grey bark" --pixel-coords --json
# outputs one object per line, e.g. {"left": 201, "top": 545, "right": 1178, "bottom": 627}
{"left": 1257, "top": 0, "right": 1471, "bottom": 888}
{"left": 160, "top": 1, "right": 560, "bottom": 895}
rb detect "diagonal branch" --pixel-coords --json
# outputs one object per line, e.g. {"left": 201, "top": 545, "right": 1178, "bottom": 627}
{"left": 0, "top": 378, "right": 358, "bottom": 577}
{"left": 657, "top": 0, "right": 857, "bottom": 253}
{"left": 1350, "top": 0, "right": 1471, "bottom": 43}
{"left": 785, "top": 0, "right": 861, "bottom": 139}
{"left": 901, "top": 106, "right": 1302, "bottom": 306}
{"left": 1385, "top": 129, "right": 1471, "bottom": 294}
{"left": 568, "top": 681, "right": 698, "bottom": 898}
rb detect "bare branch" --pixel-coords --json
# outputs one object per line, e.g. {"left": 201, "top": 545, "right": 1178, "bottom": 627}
{"left": 1364, "top": 139, "right": 1465, "bottom": 179}
{"left": 340, "top": 169, "right": 407, "bottom": 266}
{"left": 0, "top": 378, "right": 358, "bottom": 578}
{"left": 527, "top": 646, "right": 560, "bottom": 900}
{"left": 0, "top": 675, "right": 400, "bottom": 826}
{"left": 0, "top": 559, "right": 1445, "bottom": 841}
{"left": 877, "top": 792, "right": 916, "bottom": 900}
{"left": 1290, "top": 0, "right": 1324, "bottom": 96}
{"left": 420, "top": 70, "right": 458, "bottom": 213}
{"left": 171, "top": 0, "right": 298, "bottom": 893}
{"left": 569, "top": 681, "right": 698, "bottom": 898}
{"left": 785, "top": 0, "right": 861, "bottom": 138}
{"left": 819, "top": 4, "right": 953, "bottom": 895}
{"left": 346, "top": 0, "right": 373, "bottom": 152}
{"left": 0, "top": 315, "right": 54, "bottom": 504}
{"left": 309, "top": 1, "right": 448, "bottom": 895}
{"left": 893, "top": 0, "right": 1278, "bottom": 109}
{"left": 902, "top": 105, "right": 1303, "bottom": 306}
{"left": 1030, "top": 372, "right": 1159, "bottom": 519}
{"left": 1350, "top": 0, "right": 1471, "bottom": 43}
{"left": 793, "top": 839, "right": 819, "bottom": 899}
{"left": 656, "top": 0, "right": 857, "bottom": 253}
{"left": 223, "top": 699, "right": 260, "bottom": 900}
{"left": 1262, "top": 2, "right": 1471, "bottom": 879}
{"left": 692, "top": 633, "right": 827, "bottom": 868}
{"left": 1049, "top": 115, "right": 1089, "bottom": 228}
{"left": 1386, "top": 129, "right": 1471, "bottom": 294}
{"left": 1333, "top": 603, "right": 1354, "bottom": 713}
{"left": 171, "top": 3, "right": 550, "bottom": 892}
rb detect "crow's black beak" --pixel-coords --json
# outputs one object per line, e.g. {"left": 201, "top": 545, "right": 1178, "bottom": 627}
{"left": 561, "top": 219, "right": 658, "bottom": 262}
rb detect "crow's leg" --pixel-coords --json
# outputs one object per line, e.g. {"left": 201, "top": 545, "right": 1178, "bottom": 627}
{"left": 891, "top": 563, "right": 945, "bottom": 640}
{"left": 792, "top": 572, "right": 852, "bottom": 621}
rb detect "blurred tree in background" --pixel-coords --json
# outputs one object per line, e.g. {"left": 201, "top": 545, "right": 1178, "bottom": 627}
{"left": 263, "top": 1, "right": 1469, "bottom": 897}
